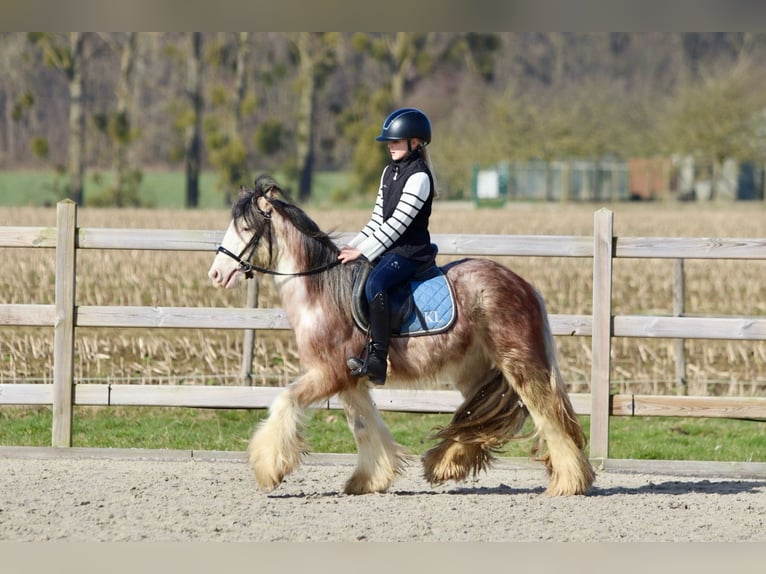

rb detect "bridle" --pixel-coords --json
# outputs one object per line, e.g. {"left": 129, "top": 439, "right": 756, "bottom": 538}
{"left": 215, "top": 204, "right": 341, "bottom": 279}
{"left": 215, "top": 244, "right": 341, "bottom": 278}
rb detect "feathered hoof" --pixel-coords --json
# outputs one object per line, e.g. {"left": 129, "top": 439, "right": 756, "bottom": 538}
{"left": 343, "top": 473, "right": 393, "bottom": 495}
{"left": 544, "top": 463, "right": 596, "bottom": 496}
{"left": 252, "top": 468, "right": 284, "bottom": 493}
{"left": 544, "top": 480, "right": 590, "bottom": 496}
{"left": 343, "top": 447, "right": 410, "bottom": 494}
{"left": 247, "top": 440, "right": 304, "bottom": 493}
{"left": 422, "top": 441, "right": 485, "bottom": 485}
{"left": 423, "top": 463, "right": 469, "bottom": 485}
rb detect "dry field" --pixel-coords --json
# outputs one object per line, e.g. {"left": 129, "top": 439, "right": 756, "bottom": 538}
{"left": 1, "top": 201, "right": 764, "bottom": 397}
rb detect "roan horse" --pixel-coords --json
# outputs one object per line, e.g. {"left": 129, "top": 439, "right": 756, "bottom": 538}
{"left": 208, "top": 175, "right": 595, "bottom": 496}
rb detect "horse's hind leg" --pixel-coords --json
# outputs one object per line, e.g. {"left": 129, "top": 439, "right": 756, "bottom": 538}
{"left": 511, "top": 366, "right": 594, "bottom": 495}
{"left": 520, "top": 298, "right": 595, "bottom": 496}
{"left": 338, "top": 384, "right": 409, "bottom": 494}
{"left": 503, "top": 349, "right": 595, "bottom": 496}
{"left": 484, "top": 288, "right": 594, "bottom": 495}
{"left": 247, "top": 368, "right": 336, "bottom": 492}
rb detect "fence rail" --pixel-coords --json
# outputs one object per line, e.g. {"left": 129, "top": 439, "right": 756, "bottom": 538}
{"left": 1, "top": 201, "right": 765, "bottom": 472}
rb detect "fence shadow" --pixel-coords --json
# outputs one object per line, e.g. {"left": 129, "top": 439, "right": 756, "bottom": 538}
{"left": 266, "top": 478, "right": 766, "bottom": 499}
{"left": 592, "top": 478, "right": 766, "bottom": 497}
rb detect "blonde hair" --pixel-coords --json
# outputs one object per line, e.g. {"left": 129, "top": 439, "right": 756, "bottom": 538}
{"left": 416, "top": 140, "right": 440, "bottom": 198}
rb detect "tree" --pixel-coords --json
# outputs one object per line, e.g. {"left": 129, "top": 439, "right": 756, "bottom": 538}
{"left": 0, "top": 33, "right": 34, "bottom": 164}
{"left": 288, "top": 32, "right": 338, "bottom": 202}
{"left": 90, "top": 32, "right": 142, "bottom": 207}
{"left": 112, "top": 33, "right": 141, "bottom": 205}
{"left": 205, "top": 32, "right": 252, "bottom": 206}
{"left": 27, "top": 32, "right": 87, "bottom": 204}
{"left": 661, "top": 64, "right": 766, "bottom": 199}
{"left": 184, "top": 32, "right": 203, "bottom": 208}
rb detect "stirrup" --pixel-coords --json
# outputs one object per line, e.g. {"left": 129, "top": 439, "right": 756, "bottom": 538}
{"left": 346, "top": 341, "right": 387, "bottom": 384}
{"left": 347, "top": 341, "right": 370, "bottom": 374}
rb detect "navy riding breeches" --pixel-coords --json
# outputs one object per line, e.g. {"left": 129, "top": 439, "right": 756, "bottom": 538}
{"left": 364, "top": 253, "right": 421, "bottom": 302}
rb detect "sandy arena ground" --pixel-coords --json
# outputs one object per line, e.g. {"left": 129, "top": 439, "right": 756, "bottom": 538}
{"left": 0, "top": 447, "right": 764, "bottom": 543}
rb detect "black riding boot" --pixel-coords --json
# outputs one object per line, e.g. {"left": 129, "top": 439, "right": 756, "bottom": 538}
{"left": 351, "top": 292, "right": 390, "bottom": 385}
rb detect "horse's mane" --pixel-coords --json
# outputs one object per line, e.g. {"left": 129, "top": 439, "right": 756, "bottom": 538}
{"left": 234, "top": 175, "right": 352, "bottom": 308}
{"left": 234, "top": 174, "right": 339, "bottom": 257}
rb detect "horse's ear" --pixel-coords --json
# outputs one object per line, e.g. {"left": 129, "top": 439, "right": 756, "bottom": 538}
{"left": 238, "top": 185, "right": 251, "bottom": 198}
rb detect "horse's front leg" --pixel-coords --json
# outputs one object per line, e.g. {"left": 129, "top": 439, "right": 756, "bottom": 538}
{"left": 247, "top": 367, "right": 334, "bottom": 492}
{"left": 338, "top": 384, "right": 410, "bottom": 494}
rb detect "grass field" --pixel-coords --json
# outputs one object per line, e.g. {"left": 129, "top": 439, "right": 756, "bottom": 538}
{"left": 1, "top": 405, "right": 763, "bottom": 462}
{"left": 0, "top": 170, "right": 764, "bottom": 457}
{"left": 0, "top": 169, "right": 354, "bottom": 209}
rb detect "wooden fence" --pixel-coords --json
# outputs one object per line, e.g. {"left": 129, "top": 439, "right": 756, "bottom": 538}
{"left": 1, "top": 200, "right": 765, "bottom": 474}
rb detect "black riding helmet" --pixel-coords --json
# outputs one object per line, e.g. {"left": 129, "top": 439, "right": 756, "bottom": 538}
{"left": 375, "top": 108, "right": 431, "bottom": 145}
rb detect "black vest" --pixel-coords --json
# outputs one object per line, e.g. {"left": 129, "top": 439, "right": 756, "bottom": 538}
{"left": 381, "top": 152, "right": 435, "bottom": 262}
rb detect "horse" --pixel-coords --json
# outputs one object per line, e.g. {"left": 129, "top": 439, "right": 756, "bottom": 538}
{"left": 207, "top": 175, "right": 595, "bottom": 496}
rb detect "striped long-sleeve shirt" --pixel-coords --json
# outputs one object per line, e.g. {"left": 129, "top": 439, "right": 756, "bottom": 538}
{"left": 349, "top": 156, "right": 434, "bottom": 263}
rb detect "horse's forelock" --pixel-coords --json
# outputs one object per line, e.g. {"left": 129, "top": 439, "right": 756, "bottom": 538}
{"left": 233, "top": 175, "right": 284, "bottom": 214}
{"left": 226, "top": 192, "right": 266, "bottom": 259}
{"left": 253, "top": 174, "right": 283, "bottom": 198}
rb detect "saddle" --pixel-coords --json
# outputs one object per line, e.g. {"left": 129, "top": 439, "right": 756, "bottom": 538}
{"left": 350, "top": 246, "right": 457, "bottom": 338}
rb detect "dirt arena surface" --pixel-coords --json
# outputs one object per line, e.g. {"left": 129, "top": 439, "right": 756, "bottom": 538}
{"left": 1, "top": 447, "right": 764, "bottom": 543}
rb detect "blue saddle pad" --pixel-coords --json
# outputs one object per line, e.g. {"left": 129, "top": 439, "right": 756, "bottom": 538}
{"left": 394, "top": 269, "right": 456, "bottom": 337}
{"left": 350, "top": 260, "right": 457, "bottom": 338}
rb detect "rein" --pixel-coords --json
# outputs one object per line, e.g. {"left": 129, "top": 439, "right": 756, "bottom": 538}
{"left": 218, "top": 183, "right": 342, "bottom": 278}
{"left": 216, "top": 244, "right": 341, "bottom": 279}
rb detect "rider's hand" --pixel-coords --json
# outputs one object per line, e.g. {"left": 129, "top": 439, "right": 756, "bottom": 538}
{"left": 338, "top": 246, "right": 362, "bottom": 264}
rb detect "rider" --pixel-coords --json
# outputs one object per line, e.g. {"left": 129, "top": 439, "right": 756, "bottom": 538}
{"left": 338, "top": 107, "right": 437, "bottom": 385}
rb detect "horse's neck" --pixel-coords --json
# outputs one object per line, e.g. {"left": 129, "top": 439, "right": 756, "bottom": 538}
{"left": 269, "top": 239, "right": 315, "bottom": 319}
{"left": 270, "top": 222, "right": 339, "bottom": 332}
{"left": 276, "top": 274, "right": 336, "bottom": 353}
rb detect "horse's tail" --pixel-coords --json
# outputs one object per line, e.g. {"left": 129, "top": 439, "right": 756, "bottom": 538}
{"left": 423, "top": 369, "right": 529, "bottom": 482}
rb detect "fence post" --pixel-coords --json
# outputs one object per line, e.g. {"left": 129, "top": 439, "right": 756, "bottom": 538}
{"left": 590, "top": 208, "right": 614, "bottom": 462}
{"left": 52, "top": 200, "right": 77, "bottom": 447}
{"left": 240, "top": 277, "right": 260, "bottom": 385}
{"left": 673, "top": 258, "right": 687, "bottom": 395}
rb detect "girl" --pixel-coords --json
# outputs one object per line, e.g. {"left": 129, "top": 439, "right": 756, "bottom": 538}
{"left": 338, "top": 107, "right": 437, "bottom": 385}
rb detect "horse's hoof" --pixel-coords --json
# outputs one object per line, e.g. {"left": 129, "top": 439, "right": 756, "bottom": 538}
{"left": 343, "top": 475, "right": 391, "bottom": 495}
{"left": 253, "top": 468, "right": 285, "bottom": 493}
{"left": 422, "top": 459, "right": 470, "bottom": 485}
